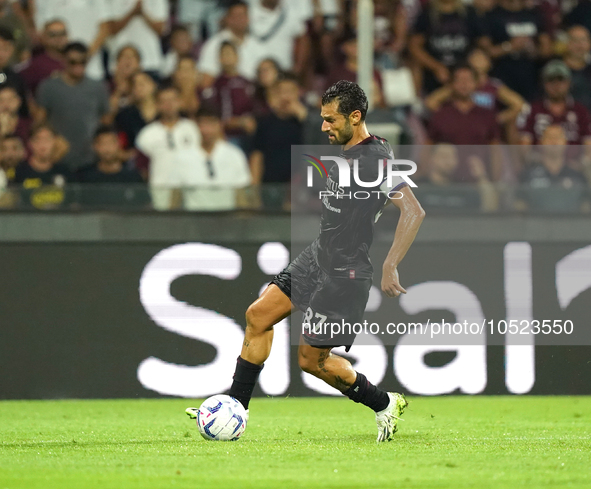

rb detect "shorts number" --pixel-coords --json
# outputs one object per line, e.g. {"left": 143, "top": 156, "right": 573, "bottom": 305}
{"left": 303, "top": 307, "right": 327, "bottom": 334}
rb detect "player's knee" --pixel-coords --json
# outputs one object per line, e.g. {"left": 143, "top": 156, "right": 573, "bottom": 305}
{"left": 245, "top": 302, "right": 272, "bottom": 335}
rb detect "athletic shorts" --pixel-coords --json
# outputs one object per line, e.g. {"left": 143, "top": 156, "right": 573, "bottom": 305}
{"left": 271, "top": 243, "right": 372, "bottom": 351}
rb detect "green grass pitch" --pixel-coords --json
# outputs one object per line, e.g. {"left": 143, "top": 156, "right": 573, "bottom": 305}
{"left": 1, "top": 397, "right": 590, "bottom": 489}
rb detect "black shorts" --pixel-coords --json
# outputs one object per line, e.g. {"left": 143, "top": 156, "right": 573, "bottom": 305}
{"left": 271, "top": 243, "right": 371, "bottom": 351}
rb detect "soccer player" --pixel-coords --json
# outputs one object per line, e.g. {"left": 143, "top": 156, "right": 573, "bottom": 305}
{"left": 188, "top": 80, "right": 425, "bottom": 442}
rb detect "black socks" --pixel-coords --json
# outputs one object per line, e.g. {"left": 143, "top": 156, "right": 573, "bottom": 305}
{"left": 228, "top": 356, "right": 264, "bottom": 409}
{"left": 344, "top": 372, "right": 390, "bottom": 412}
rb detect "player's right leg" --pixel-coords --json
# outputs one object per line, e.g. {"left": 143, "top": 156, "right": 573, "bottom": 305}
{"left": 228, "top": 284, "right": 293, "bottom": 410}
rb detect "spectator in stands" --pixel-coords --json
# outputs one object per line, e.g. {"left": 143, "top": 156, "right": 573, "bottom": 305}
{"left": 0, "top": 133, "right": 25, "bottom": 182}
{"left": 519, "top": 60, "right": 591, "bottom": 145}
{"left": 76, "top": 124, "right": 148, "bottom": 207}
{"left": 37, "top": 42, "right": 109, "bottom": 170}
{"left": 115, "top": 71, "right": 158, "bottom": 150}
{"left": 108, "top": 45, "right": 142, "bottom": 118}
{"left": 253, "top": 58, "right": 282, "bottom": 116}
{"left": 0, "top": 85, "right": 29, "bottom": 141}
{"left": 480, "top": 0, "right": 552, "bottom": 101}
{"left": 564, "top": 0, "right": 591, "bottom": 38}
{"left": 161, "top": 25, "right": 194, "bottom": 78}
{"left": 298, "top": 0, "right": 341, "bottom": 83}
{"left": 202, "top": 41, "right": 256, "bottom": 149}
{"left": 427, "top": 64, "right": 502, "bottom": 181}
{"left": 177, "top": 0, "right": 226, "bottom": 42}
{"left": 425, "top": 47, "right": 525, "bottom": 143}
{"left": 198, "top": 2, "right": 263, "bottom": 87}
{"left": 33, "top": 0, "right": 111, "bottom": 80}
{"left": 193, "top": 107, "right": 252, "bottom": 211}
{"left": 473, "top": 0, "right": 496, "bottom": 21}
{"left": 518, "top": 124, "right": 589, "bottom": 213}
{"left": 0, "top": 26, "right": 27, "bottom": 116}
{"left": 409, "top": 0, "right": 482, "bottom": 94}
{"left": 108, "top": 0, "right": 168, "bottom": 77}
{"left": 563, "top": 25, "right": 591, "bottom": 112}
{"left": 135, "top": 85, "right": 205, "bottom": 211}
{"left": 248, "top": 0, "right": 309, "bottom": 75}
{"left": 346, "top": 0, "right": 407, "bottom": 70}
{"left": 17, "top": 19, "right": 67, "bottom": 96}
{"left": 415, "top": 144, "right": 499, "bottom": 212}
{"left": 0, "top": 0, "right": 30, "bottom": 64}
{"left": 171, "top": 55, "right": 201, "bottom": 117}
{"left": 14, "top": 125, "right": 72, "bottom": 209}
{"left": 326, "top": 34, "right": 384, "bottom": 108}
{"left": 251, "top": 74, "right": 306, "bottom": 208}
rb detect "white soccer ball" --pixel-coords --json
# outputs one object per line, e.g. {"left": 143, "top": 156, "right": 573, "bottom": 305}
{"left": 195, "top": 395, "right": 247, "bottom": 441}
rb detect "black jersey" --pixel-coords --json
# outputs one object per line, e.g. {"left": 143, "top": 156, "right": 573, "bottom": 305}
{"left": 315, "top": 135, "right": 407, "bottom": 280}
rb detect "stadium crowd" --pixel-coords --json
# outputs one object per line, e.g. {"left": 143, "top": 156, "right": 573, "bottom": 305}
{"left": 0, "top": 0, "right": 590, "bottom": 212}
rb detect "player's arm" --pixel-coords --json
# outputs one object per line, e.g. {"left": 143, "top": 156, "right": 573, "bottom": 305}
{"left": 381, "top": 186, "right": 425, "bottom": 298}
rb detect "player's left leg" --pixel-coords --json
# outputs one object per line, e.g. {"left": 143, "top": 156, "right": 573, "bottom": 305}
{"left": 298, "top": 341, "right": 408, "bottom": 442}
{"left": 298, "top": 341, "right": 384, "bottom": 404}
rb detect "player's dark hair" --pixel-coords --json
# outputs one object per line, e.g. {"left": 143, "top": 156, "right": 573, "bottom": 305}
{"left": 322, "top": 80, "right": 368, "bottom": 121}
{"left": 63, "top": 41, "right": 88, "bottom": 56}
{"left": 94, "top": 124, "right": 119, "bottom": 140}
{"left": 0, "top": 26, "right": 14, "bottom": 43}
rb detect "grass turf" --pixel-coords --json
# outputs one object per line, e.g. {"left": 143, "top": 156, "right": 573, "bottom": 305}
{"left": 0, "top": 397, "right": 590, "bottom": 489}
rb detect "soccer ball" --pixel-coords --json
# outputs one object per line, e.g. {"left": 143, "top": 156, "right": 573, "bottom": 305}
{"left": 195, "top": 395, "right": 247, "bottom": 441}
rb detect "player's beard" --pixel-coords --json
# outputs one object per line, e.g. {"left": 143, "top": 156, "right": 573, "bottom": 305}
{"left": 331, "top": 121, "right": 354, "bottom": 145}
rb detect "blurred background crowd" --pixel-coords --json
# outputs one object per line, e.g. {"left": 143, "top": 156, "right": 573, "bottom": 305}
{"left": 0, "top": 0, "right": 591, "bottom": 213}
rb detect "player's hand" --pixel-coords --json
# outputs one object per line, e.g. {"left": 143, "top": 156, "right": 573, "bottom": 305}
{"left": 381, "top": 263, "right": 407, "bottom": 298}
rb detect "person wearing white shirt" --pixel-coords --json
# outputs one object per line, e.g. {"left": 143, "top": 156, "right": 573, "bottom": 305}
{"left": 136, "top": 85, "right": 205, "bottom": 211}
{"left": 246, "top": 0, "right": 308, "bottom": 73}
{"left": 107, "top": 0, "right": 168, "bottom": 75}
{"left": 193, "top": 107, "right": 252, "bottom": 211}
{"left": 31, "top": 0, "right": 111, "bottom": 80}
{"left": 198, "top": 1, "right": 263, "bottom": 86}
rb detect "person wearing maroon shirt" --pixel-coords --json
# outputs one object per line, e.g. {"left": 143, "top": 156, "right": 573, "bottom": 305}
{"left": 201, "top": 41, "right": 256, "bottom": 149}
{"left": 17, "top": 19, "right": 67, "bottom": 96}
{"left": 427, "top": 64, "right": 502, "bottom": 182}
{"left": 425, "top": 47, "right": 525, "bottom": 143}
{"left": 519, "top": 60, "right": 591, "bottom": 145}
